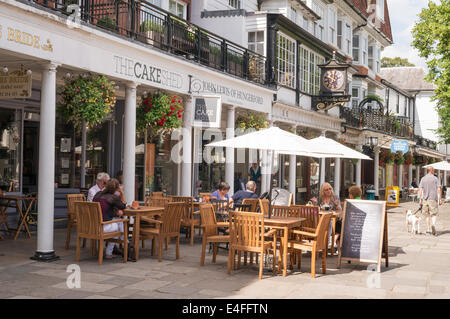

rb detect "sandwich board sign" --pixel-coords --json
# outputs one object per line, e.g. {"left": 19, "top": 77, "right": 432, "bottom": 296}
{"left": 385, "top": 186, "right": 400, "bottom": 207}
{"left": 337, "top": 199, "right": 389, "bottom": 273}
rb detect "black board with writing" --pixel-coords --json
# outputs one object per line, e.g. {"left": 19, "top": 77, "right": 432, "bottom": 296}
{"left": 337, "top": 199, "right": 387, "bottom": 272}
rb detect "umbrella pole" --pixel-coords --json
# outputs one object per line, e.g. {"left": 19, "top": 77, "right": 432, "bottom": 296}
{"left": 268, "top": 150, "right": 273, "bottom": 219}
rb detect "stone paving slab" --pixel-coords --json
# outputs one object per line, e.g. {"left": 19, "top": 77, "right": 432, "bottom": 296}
{"left": 0, "top": 200, "right": 449, "bottom": 299}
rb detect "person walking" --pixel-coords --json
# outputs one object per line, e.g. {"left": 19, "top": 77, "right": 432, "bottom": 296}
{"left": 418, "top": 166, "right": 442, "bottom": 236}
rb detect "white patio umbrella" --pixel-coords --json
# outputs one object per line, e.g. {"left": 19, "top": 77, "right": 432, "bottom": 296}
{"left": 205, "top": 127, "right": 343, "bottom": 217}
{"left": 304, "top": 136, "right": 372, "bottom": 160}
{"left": 424, "top": 161, "right": 450, "bottom": 171}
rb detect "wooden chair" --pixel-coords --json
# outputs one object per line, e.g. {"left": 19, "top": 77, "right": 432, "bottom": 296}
{"left": 242, "top": 198, "right": 259, "bottom": 212}
{"left": 233, "top": 203, "right": 252, "bottom": 212}
{"left": 271, "top": 205, "right": 291, "bottom": 218}
{"left": 144, "top": 196, "right": 172, "bottom": 208}
{"left": 170, "top": 196, "right": 199, "bottom": 246}
{"left": 288, "top": 212, "right": 332, "bottom": 278}
{"left": 65, "top": 194, "right": 86, "bottom": 250}
{"left": 74, "top": 201, "right": 128, "bottom": 265}
{"left": 139, "top": 202, "right": 185, "bottom": 262}
{"left": 291, "top": 205, "right": 320, "bottom": 229}
{"left": 199, "top": 204, "right": 230, "bottom": 266}
{"left": 210, "top": 198, "right": 230, "bottom": 222}
{"left": 151, "top": 191, "right": 164, "bottom": 197}
{"left": 258, "top": 199, "right": 269, "bottom": 216}
{"left": 199, "top": 192, "right": 212, "bottom": 199}
{"left": 227, "top": 211, "right": 277, "bottom": 280}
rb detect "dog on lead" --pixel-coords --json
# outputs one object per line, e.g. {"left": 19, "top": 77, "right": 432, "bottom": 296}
{"left": 406, "top": 205, "right": 422, "bottom": 235}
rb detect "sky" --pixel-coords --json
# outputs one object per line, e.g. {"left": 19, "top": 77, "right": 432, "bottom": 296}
{"left": 382, "top": 0, "right": 432, "bottom": 69}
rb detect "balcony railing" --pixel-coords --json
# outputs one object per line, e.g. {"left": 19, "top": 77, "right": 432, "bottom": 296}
{"left": 415, "top": 135, "right": 438, "bottom": 150}
{"left": 341, "top": 107, "right": 414, "bottom": 139}
{"left": 29, "top": 0, "right": 267, "bottom": 86}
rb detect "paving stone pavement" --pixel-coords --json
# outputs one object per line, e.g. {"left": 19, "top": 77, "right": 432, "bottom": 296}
{"left": 0, "top": 201, "right": 449, "bottom": 299}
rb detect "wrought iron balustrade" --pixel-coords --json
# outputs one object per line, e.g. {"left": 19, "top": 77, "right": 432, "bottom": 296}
{"left": 29, "top": 0, "right": 267, "bottom": 85}
{"left": 340, "top": 107, "right": 414, "bottom": 139}
{"left": 414, "top": 135, "right": 438, "bottom": 150}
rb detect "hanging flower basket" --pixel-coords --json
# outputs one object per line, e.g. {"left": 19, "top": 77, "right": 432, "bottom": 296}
{"left": 58, "top": 74, "right": 116, "bottom": 130}
{"left": 235, "top": 113, "right": 268, "bottom": 131}
{"left": 136, "top": 92, "right": 184, "bottom": 139}
{"left": 379, "top": 149, "right": 393, "bottom": 166}
{"left": 393, "top": 151, "right": 405, "bottom": 165}
{"left": 404, "top": 153, "right": 413, "bottom": 165}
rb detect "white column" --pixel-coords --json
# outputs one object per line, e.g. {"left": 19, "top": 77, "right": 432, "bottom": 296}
{"left": 444, "top": 170, "right": 447, "bottom": 187}
{"left": 123, "top": 82, "right": 138, "bottom": 205}
{"left": 399, "top": 164, "right": 403, "bottom": 188}
{"left": 33, "top": 62, "right": 59, "bottom": 261}
{"left": 225, "top": 106, "right": 235, "bottom": 194}
{"left": 334, "top": 158, "right": 341, "bottom": 197}
{"left": 262, "top": 118, "right": 273, "bottom": 194}
{"left": 356, "top": 145, "right": 362, "bottom": 187}
{"left": 374, "top": 147, "right": 380, "bottom": 198}
{"left": 181, "top": 97, "right": 193, "bottom": 196}
{"left": 80, "top": 120, "right": 86, "bottom": 188}
{"left": 416, "top": 165, "right": 420, "bottom": 184}
{"left": 289, "top": 125, "right": 297, "bottom": 202}
{"left": 408, "top": 164, "right": 413, "bottom": 188}
{"left": 320, "top": 131, "right": 326, "bottom": 187}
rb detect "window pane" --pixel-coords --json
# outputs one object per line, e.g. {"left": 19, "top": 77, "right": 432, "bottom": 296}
{"left": 257, "top": 31, "right": 264, "bottom": 42}
{"left": 248, "top": 32, "right": 255, "bottom": 42}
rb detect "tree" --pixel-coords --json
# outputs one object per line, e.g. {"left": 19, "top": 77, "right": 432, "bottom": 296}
{"left": 412, "top": 0, "right": 450, "bottom": 143}
{"left": 381, "top": 57, "right": 415, "bottom": 68}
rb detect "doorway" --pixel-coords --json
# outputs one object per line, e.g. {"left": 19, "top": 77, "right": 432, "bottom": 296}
{"left": 23, "top": 121, "right": 39, "bottom": 194}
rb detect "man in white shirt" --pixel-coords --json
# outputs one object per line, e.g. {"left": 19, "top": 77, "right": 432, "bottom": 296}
{"left": 87, "top": 172, "right": 110, "bottom": 201}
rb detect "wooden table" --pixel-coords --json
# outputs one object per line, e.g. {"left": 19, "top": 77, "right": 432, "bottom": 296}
{"left": 319, "top": 211, "right": 340, "bottom": 255}
{"left": 264, "top": 216, "right": 305, "bottom": 277}
{"left": 123, "top": 206, "right": 165, "bottom": 261}
{"left": 0, "top": 195, "right": 37, "bottom": 240}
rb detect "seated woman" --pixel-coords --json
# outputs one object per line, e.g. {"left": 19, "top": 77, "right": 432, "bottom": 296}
{"left": 211, "top": 182, "right": 233, "bottom": 203}
{"left": 93, "top": 178, "right": 127, "bottom": 259}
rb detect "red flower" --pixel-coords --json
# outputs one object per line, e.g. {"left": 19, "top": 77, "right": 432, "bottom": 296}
{"left": 177, "top": 114, "right": 182, "bottom": 118}
{"left": 170, "top": 106, "right": 175, "bottom": 110}
{"left": 169, "top": 111, "right": 174, "bottom": 115}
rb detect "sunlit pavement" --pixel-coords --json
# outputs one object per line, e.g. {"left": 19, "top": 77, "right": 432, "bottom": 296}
{"left": 0, "top": 200, "right": 449, "bottom": 299}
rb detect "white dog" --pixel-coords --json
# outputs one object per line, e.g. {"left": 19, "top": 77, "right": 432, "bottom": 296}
{"left": 406, "top": 209, "right": 422, "bottom": 234}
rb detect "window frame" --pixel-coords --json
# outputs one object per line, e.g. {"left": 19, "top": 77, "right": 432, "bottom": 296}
{"left": 248, "top": 30, "right": 265, "bottom": 56}
{"left": 276, "top": 32, "right": 297, "bottom": 89}
{"left": 229, "top": 0, "right": 241, "bottom": 9}
{"left": 299, "top": 45, "right": 324, "bottom": 95}
{"left": 169, "top": 0, "right": 186, "bottom": 19}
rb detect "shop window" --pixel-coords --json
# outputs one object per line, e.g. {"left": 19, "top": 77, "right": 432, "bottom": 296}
{"left": 0, "top": 108, "right": 22, "bottom": 192}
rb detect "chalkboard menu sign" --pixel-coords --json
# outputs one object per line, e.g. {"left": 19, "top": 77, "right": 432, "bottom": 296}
{"left": 337, "top": 199, "right": 388, "bottom": 272}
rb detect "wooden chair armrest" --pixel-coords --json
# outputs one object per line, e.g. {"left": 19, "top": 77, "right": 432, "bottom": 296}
{"left": 216, "top": 222, "right": 229, "bottom": 227}
{"left": 301, "top": 227, "right": 316, "bottom": 232}
{"left": 193, "top": 210, "right": 200, "bottom": 215}
{"left": 292, "top": 230, "right": 317, "bottom": 238}
{"left": 102, "top": 219, "right": 129, "bottom": 225}
{"left": 141, "top": 218, "right": 163, "bottom": 225}
{"left": 264, "top": 229, "right": 277, "bottom": 237}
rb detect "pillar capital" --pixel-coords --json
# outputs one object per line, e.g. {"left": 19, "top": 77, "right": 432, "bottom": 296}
{"left": 125, "top": 81, "right": 139, "bottom": 90}
{"left": 41, "top": 62, "right": 60, "bottom": 72}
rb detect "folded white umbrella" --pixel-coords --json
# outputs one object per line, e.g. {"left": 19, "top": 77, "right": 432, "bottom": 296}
{"left": 424, "top": 161, "right": 450, "bottom": 171}
{"left": 205, "top": 126, "right": 343, "bottom": 157}
{"left": 302, "top": 136, "right": 372, "bottom": 160}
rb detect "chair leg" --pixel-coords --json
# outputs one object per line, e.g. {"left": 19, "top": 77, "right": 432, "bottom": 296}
{"left": 142, "top": 240, "right": 145, "bottom": 249}
{"left": 212, "top": 243, "right": 218, "bottom": 263}
{"left": 176, "top": 236, "right": 180, "bottom": 260}
{"left": 298, "top": 250, "right": 302, "bottom": 270}
{"left": 151, "top": 238, "right": 155, "bottom": 256}
{"left": 75, "top": 236, "right": 81, "bottom": 262}
{"left": 190, "top": 224, "right": 194, "bottom": 246}
{"left": 227, "top": 248, "right": 233, "bottom": 275}
{"left": 237, "top": 251, "right": 241, "bottom": 269}
{"left": 311, "top": 249, "right": 316, "bottom": 278}
{"left": 200, "top": 237, "right": 207, "bottom": 266}
{"left": 123, "top": 238, "right": 128, "bottom": 263}
{"left": 82, "top": 238, "right": 86, "bottom": 248}
{"left": 158, "top": 237, "right": 163, "bottom": 262}
{"left": 165, "top": 237, "right": 169, "bottom": 250}
{"left": 272, "top": 247, "right": 277, "bottom": 275}
{"left": 98, "top": 240, "right": 104, "bottom": 265}
{"left": 322, "top": 249, "right": 327, "bottom": 274}
{"left": 244, "top": 252, "right": 247, "bottom": 265}
{"left": 259, "top": 252, "right": 264, "bottom": 280}
{"left": 65, "top": 223, "right": 72, "bottom": 250}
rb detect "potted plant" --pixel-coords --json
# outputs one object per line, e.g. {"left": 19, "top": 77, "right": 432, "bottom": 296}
{"left": 96, "top": 16, "right": 117, "bottom": 31}
{"left": 404, "top": 153, "right": 413, "bottom": 166}
{"left": 138, "top": 20, "right": 165, "bottom": 46}
{"left": 58, "top": 74, "right": 116, "bottom": 130}
{"left": 393, "top": 151, "right": 405, "bottom": 166}
{"left": 379, "top": 149, "right": 394, "bottom": 167}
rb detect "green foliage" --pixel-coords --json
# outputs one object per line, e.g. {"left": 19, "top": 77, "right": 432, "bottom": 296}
{"left": 393, "top": 151, "right": 405, "bottom": 165}
{"left": 412, "top": 0, "right": 450, "bottom": 143}
{"left": 381, "top": 57, "right": 415, "bottom": 68}
{"left": 139, "top": 20, "right": 165, "bottom": 33}
{"left": 58, "top": 74, "right": 116, "bottom": 131}
{"left": 96, "top": 16, "right": 117, "bottom": 31}
{"left": 136, "top": 92, "right": 184, "bottom": 138}
{"left": 235, "top": 113, "right": 268, "bottom": 131}
{"left": 365, "top": 94, "right": 384, "bottom": 102}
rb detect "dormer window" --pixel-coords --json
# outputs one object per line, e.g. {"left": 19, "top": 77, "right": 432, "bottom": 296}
{"left": 229, "top": 0, "right": 241, "bottom": 9}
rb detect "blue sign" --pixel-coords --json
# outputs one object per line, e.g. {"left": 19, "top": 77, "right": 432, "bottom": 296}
{"left": 391, "top": 140, "right": 409, "bottom": 154}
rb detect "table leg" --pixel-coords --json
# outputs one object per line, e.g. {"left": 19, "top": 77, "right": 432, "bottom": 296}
{"left": 0, "top": 200, "right": 13, "bottom": 235}
{"left": 283, "top": 227, "right": 288, "bottom": 277}
{"left": 14, "top": 199, "right": 33, "bottom": 240}
{"left": 330, "top": 217, "right": 336, "bottom": 256}
{"left": 134, "top": 216, "right": 140, "bottom": 261}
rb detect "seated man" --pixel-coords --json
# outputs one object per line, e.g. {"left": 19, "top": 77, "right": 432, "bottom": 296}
{"left": 87, "top": 172, "right": 110, "bottom": 202}
{"left": 232, "top": 181, "right": 259, "bottom": 205}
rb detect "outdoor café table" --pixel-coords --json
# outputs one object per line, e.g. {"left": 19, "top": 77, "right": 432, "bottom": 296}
{"left": 264, "top": 216, "right": 305, "bottom": 277}
{"left": 0, "top": 195, "right": 37, "bottom": 240}
{"left": 123, "top": 206, "right": 165, "bottom": 261}
{"left": 319, "top": 210, "right": 340, "bottom": 256}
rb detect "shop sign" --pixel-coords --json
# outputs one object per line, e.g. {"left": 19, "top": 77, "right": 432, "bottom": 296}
{"left": 312, "top": 95, "right": 351, "bottom": 111}
{"left": 192, "top": 96, "right": 222, "bottom": 128}
{"left": 189, "top": 76, "right": 264, "bottom": 107}
{"left": 0, "top": 70, "right": 32, "bottom": 99}
{"left": 0, "top": 25, "right": 53, "bottom": 52}
{"left": 390, "top": 140, "right": 409, "bottom": 154}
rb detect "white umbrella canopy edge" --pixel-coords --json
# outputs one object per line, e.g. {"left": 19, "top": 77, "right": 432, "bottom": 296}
{"left": 423, "top": 161, "right": 450, "bottom": 171}
{"left": 302, "top": 136, "right": 372, "bottom": 160}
